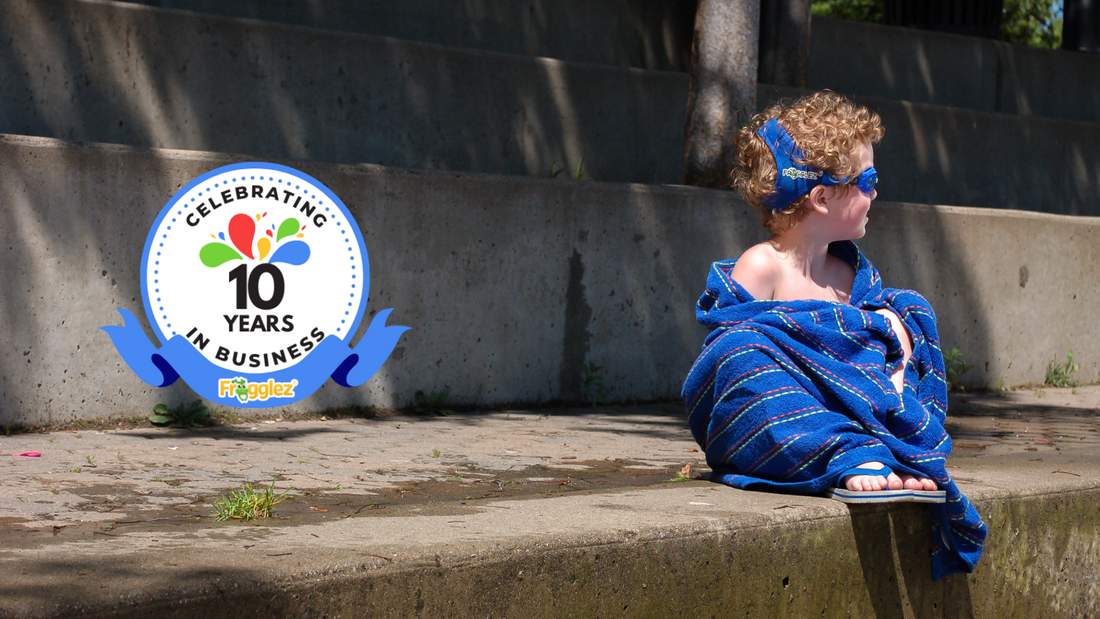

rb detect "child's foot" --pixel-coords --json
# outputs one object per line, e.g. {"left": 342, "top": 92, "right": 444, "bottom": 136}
{"left": 842, "top": 461, "right": 904, "bottom": 492}
{"left": 897, "top": 473, "right": 938, "bottom": 491}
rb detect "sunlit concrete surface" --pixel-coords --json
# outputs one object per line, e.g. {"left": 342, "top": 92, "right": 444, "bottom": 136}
{"left": 1, "top": 391, "right": 1099, "bottom": 617}
{"left": 1, "top": 135, "right": 1099, "bottom": 425}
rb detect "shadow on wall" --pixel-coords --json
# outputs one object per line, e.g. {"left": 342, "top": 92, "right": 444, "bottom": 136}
{"left": 0, "top": 0, "right": 689, "bottom": 185}
{"left": 0, "top": 0, "right": 696, "bottom": 425}
{"left": 0, "top": 0, "right": 1066, "bottom": 426}
{"left": 576, "top": 184, "right": 767, "bottom": 404}
{"left": 0, "top": 141, "right": 210, "bottom": 427}
{"left": 810, "top": 16, "right": 1100, "bottom": 125}
{"left": 5, "top": 1, "right": 1097, "bottom": 212}
{"left": 870, "top": 101, "right": 1100, "bottom": 216}
{"left": 849, "top": 504, "right": 976, "bottom": 618}
{"left": 757, "top": 84, "right": 1100, "bottom": 216}
{"left": 115, "top": 0, "right": 697, "bottom": 71}
{"left": 0, "top": 136, "right": 766, "bottom": 427}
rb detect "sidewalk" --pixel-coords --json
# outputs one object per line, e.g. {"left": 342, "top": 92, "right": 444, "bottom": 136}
{"left": 2, "top": 389, "right": 1100, "bottom": 618}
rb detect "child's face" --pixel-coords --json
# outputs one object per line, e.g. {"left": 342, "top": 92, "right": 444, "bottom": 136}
{"left": 822, "top": 142, "right": 876, "bottom": 240}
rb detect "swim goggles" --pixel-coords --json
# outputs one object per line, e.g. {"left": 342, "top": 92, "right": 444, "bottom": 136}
{"left": 756, "top": 119, "right": 877, "bottom": 210}
{"left": 845, "top": 167, "right": 878, "bottom": 195}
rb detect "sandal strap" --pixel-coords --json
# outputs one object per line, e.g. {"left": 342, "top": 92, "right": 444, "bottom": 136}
{"left": 839, "top": 464, "right": 893, "bottom": 482}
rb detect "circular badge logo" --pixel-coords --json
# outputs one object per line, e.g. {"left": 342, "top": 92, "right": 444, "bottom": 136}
{"left": 142, "top": 163, "right": 367, "bottom": 369}
{"left": 103, "top": 162, "right": 406, "bottom": 409}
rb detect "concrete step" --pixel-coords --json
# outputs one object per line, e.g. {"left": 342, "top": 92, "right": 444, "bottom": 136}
{"left": 0, "top": 0, "right": 687, "bottom": 184}
{"left": 759, "top": 85, "right": 1100, "bottom": 215}
{"left": 811, "top": 16, "right": 1100, "bottom": 126}
{"left": 113, "top": 0, "right": 696, "bottom": 71}
{"left": 101, "top": 4, "right": 1100, "bottom": 129}
{"left": 108, "top": 4, "right": 1100, "bottom": 132}
{"left": 1, "top": 1, "right": 1098, "bottom": 213}
{"left": 2, "top": 134, "right": 1099, "bottom": 426}
{"left": 1, "top": 393, "right": 1099, "bottom": 618}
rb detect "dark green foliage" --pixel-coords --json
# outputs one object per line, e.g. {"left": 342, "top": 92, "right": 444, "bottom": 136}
{"left": 811, "top": 0, "right": 883, "bottom": 23}
{"left": 581, "top": 362, "right": 608, "bottom": 406}
{"left": 943, "top": 348, "right": 974, "bottom": 392}
{"left": 812, "top": 0, "right": 1064, "bottom": 49}
{"left": 414, "top": 389, "right": 454, "bottom": 416}
{"left": 149, "top": 400, "right": 211, "bottom": 429}
{"left": 550, "top": 157, "right": 590, "bottom": 180}
{"left": 1002, "top": 0, "right": 1063, "bottom": 48}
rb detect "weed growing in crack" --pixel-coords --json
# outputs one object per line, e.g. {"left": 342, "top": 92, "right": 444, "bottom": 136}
{"left": 213, "top": 481, "right": 289, "bottom": 522}
{"left": 1046, "top": 351, "right": 1079, "bottom": 388}
{"left": 150, "top": 400, "right": 211, "bottom": 429}
{"left": 581, "top": 362, "right": 607, "bottom": 406}
{"left": 414, "top": 390, "right": 454, "bottom": 416}
{"left": 942, "top": 348, "right": 973, "bottom": 392}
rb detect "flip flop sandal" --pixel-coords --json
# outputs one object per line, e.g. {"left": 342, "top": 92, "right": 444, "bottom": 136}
{"left": 908, "top": 489, "right": 947, "bottom": 504}
{"left": 824, "top": 465, "right": 913, "bottom": 504}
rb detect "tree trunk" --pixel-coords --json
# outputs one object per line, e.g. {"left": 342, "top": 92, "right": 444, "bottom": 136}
{"left": 683, "top": 0, "right": 760, "bottom": 189}
{"left": 758, "top": 0, "right": 811, "bottom": 87}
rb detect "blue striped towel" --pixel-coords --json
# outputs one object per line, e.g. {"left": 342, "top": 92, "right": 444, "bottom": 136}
{"left": 683, "top": 241, "right": 985, "bottom": 580}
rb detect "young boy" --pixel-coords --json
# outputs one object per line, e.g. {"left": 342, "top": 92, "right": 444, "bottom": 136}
{"left": 682, "top": 91, "right": 985, "bottom": 578}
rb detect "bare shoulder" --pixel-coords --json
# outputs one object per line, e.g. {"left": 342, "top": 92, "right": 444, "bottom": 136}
{"left": 730, "top": 243, "right": 780, "bottom": 301}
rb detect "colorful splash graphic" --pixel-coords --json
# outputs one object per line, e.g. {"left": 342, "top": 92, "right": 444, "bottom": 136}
{"left": 200, "top": 213, "right": 311, "bottom": 268}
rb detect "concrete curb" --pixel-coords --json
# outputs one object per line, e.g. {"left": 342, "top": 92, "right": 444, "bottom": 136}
{"left": 1, "top": 394, "right": 1099, "bottom": 617}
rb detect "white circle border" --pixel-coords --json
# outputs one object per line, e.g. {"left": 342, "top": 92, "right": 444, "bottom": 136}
{"left": 140, "top": 162, "right": 370, "bottom": 366}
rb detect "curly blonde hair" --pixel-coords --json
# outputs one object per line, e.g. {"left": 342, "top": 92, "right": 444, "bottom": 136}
{"left": 732, "top": 91, "right": 884, "bottom": 234}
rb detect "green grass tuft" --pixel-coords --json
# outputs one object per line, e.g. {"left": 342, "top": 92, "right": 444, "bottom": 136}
{"left": 1045, "top": 350, "right": 1079, "bottom": 388}
{"left": 213, "top": 481, "right": 290, "bottom": 522}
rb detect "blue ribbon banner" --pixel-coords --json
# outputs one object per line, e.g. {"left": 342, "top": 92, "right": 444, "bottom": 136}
{"left": 102, "top": 308, "right": 408, "bottom": 408}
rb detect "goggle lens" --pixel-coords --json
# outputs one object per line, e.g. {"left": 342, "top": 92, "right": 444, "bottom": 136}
{"left": 854, "top": 168, "right": 877, "bottom": 195}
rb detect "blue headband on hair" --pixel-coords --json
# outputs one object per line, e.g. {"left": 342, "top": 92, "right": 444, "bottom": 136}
{"left": 757, "top": 118, "right": 846, "bottom": 211}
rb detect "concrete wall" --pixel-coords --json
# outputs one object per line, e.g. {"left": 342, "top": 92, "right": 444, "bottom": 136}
{"left": 0, "top": 0, "right": 687, "bottom": 186}
{"left": 859, "top": 202, "right": 1100, "bottom": 392}
{"left": 0, "top": 134, "right": 753, "bottom": 425}
{"left": 2, "top": 135, "right": 1098, "bottom": 426}
{"left": 2, "top": 1, "right": 1099, "bottom": 214}
{"left": 811, "top": 16, "right": 1100, "bottom": 124}
{"left": 759, "top": 85, "right": 1100, "bottom": 216}
{"left": 866, "top": 98, "right": 1100, "bottom": 215}
{"left": 115, "top": 0, "right": 696, "bottom": 71}
{"left": 107, "top": 4, "right": 1100, "bottom": 127}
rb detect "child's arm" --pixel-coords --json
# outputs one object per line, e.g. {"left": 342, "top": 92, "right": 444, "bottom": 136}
{"left": 730, "top": 245, "right": 778, "bottom": 301}
{"left": 874, "top": 308, "right": 913, "bottom": 394}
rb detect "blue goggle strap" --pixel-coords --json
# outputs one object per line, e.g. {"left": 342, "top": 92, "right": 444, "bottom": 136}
{"left": 757, "top": 119, "right": 846, "bottom": 211}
